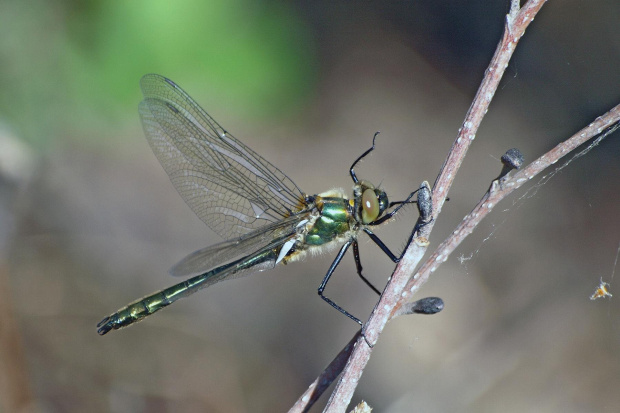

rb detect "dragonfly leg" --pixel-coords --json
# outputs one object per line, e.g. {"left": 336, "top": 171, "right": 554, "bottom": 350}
{"left": 369, "top": 189, "right": 418, "bottom": 226}
{"left": 318, "top": 240, "right": 363, "bottom": 325}
{"left": 352, "top": 240, "right": 381, "bottom": 295}
{"left": 362, "top": 228, "right": 402, "bottom": 262}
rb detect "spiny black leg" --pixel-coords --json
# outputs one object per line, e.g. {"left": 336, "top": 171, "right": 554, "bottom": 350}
{"left": 363, "top": 228, "right": 401, "bottom": 262}
{"left": 318, "top": 240, "right": 363, "bottom": 325}
{"left": 369, "top": 189, "right": 418, "bottom": 226}
{"left": 352, "top": 240, "right": 381, "bottom": 295}
{"left": 350, "top": 132, "right": 380, "bottom": 184}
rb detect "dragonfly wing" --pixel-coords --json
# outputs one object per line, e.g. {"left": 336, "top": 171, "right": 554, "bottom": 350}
{"left": 170, "top": 214, "right": 304, "bottom": 277}
{"left": 139, "top": 74, "right": 306, "bottom": 240}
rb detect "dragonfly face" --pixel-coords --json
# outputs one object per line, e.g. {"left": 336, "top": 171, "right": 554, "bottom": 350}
{"left": 97, "top": 75, "right": 416, "bottom": 335}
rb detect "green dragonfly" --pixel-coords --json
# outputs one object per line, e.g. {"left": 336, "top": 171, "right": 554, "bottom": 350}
{"left": 97, "top": 74, "right": 417, "bottom": 335}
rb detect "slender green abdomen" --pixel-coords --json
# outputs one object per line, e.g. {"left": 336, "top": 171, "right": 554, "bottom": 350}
{"left": 97, "top": 248, "right": 276, "bottom": 335}
{"left": 305, "top": 197, "right": 351, "bottom": 246}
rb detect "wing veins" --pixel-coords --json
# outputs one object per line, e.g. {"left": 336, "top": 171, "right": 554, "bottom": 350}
{"left": 138, "top": 74, "right": 306, "bottom": 239}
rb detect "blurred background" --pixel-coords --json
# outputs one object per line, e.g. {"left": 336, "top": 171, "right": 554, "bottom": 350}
{"left": 1, "top": 0, "right": 619, "bottom": 412}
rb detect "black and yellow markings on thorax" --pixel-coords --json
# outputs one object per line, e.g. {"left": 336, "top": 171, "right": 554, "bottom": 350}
{"left": 277, "top": 189, "right": 355, "bottom": 265}
{"left": 278, "top": 179, "right": 391, "bottom": 265}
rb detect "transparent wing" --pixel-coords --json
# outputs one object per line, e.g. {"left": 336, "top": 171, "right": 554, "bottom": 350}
{"left": 139, "top": 74, "right": 306, "bottom": 240}
{"left": 170, "top": 213, "right": 304, "bottom": 277}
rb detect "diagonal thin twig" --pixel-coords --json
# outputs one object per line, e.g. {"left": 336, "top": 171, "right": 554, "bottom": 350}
{"left": 290, "top": 1, "right": 550, "bottom": 411}
{"left": 394, "top": 105, "right": 620, "bottom": 317}
{"left": 289, "top": 332, "right": 361, "bottom": 413}
{"left": 322, "top": 2, "right": 549, "bottom": 411}
{"left": 292, "top": 1, "right": 619, "bottom": 411}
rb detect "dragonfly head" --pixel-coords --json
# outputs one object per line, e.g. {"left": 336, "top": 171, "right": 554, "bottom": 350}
{"left": 355, "top": 181, "right": 389, "bottom": 224}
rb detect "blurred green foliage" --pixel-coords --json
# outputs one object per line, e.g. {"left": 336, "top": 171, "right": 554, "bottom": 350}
{"left": 0, "top": 0, "right": 316, "bottom": 148}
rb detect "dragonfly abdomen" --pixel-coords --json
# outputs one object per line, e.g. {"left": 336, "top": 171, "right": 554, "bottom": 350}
{"left": 97, "top": 248, "right": 277, "bottom": 335}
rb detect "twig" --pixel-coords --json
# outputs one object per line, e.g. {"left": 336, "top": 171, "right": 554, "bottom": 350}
{"left": 321, "top": 1, "right": 549, "bottom": 411}
{"left": 394, "top": 104, "right": 620, "bottom": 316}
{"left": 289, "top": 331, "right": 361, "bottom": 413}
{"left": 289, "top": 1, "right": 550, "bottom": 411}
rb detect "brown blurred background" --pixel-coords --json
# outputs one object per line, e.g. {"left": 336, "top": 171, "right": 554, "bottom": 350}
{"left": 1, "top": 1, "right": 619, "bottom": 412}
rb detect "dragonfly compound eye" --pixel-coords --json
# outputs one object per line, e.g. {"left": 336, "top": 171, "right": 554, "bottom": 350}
{"left": 361, "top": 188, "right": 380, "bottom": 224}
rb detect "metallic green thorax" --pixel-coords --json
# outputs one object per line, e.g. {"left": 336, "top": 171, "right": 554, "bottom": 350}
{"left": 305, "top": 197, "right": 353, "bottom": 246}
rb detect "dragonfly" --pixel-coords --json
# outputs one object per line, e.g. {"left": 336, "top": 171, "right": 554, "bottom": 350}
{"left": 97, "top": 74, "right": 418, "bottom": 336}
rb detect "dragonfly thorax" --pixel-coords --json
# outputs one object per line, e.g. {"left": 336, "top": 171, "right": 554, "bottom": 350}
{"left": 304, "top": 192, "right": 354, "bottom": 247}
